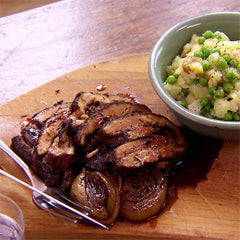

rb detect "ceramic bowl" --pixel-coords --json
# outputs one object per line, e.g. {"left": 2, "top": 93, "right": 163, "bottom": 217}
{"left": 149, "top": 12, "right": 240, "bottom": 140}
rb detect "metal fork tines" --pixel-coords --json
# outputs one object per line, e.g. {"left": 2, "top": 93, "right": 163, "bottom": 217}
{"left": 0, "top": 139, "right": 108, "bottom": 229}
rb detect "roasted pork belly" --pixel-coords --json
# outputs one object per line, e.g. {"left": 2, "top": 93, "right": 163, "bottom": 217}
{"left": 74, "top": 101, "right": 152, "bottom": 152}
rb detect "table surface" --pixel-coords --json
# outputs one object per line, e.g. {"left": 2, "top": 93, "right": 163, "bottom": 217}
{"left": 0, "top": 1, "right": 240, "bottom": 239}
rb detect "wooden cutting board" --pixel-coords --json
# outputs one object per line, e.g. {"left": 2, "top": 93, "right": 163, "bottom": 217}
{"left": 0, "top": 53, "right": 239, "bottom": 240}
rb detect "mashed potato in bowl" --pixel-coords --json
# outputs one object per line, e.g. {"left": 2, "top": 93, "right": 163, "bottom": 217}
{"left": 164, "top": 30, "right": 240, "bottom": 121}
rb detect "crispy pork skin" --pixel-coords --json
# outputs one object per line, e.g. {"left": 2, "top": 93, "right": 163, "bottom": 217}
{"left": 74, "top": 101, "right": 152, "bottom": 152}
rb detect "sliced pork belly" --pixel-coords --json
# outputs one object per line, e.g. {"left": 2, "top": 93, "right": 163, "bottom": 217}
{"left": 33, "top": 102, "right": 71, "bottom": 124}
{"left": 71, "top": 92, "right": 134, "bottom": 117}
{"left": 96, "top": 112, "right": 187, "bottom": 148}
{"left": 74, "top": 101, "right": 152, "bottom": 152}
{"left": 41, "top": 124, "right": 75, "bottom": 171}
{"left": 21, "top": 102, "right": 71, "bottom": 148}
{"left": 69, "top": 92, "right": 134, "bottom": 132}
{"left": 109, "top": 134, "right": 185, "bottom": 172}
{"left": 11, "top": 92, "right": 139, "bottom": 189}
{"left": 11, "top": 135, "right": 63, "bottom": 187}
{"left": 84, "top": 112, "right": 187, "bottom": 172}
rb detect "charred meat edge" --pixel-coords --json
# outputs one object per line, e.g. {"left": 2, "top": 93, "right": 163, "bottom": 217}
{"left": 21, "top": 102, "right": 71, "bottom": 147}
{"left": 109, "top": 134, "right": 186, "bottom": 172}
{"left": 95, "top": 112, "right": 187, "bottom": 149}
{"left": 74, "top": 101, "right": 152, "bottom": 151}
{"left": 69, "top": 92, "right": 135, "bottom": 132}
{"left": 70, "top": 92, "right": 134, "bottom": 116}
{"left": 84, "top": 112, "right": 187, "bottom": 172}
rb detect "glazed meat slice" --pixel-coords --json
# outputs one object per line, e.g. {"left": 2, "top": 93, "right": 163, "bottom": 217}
{"left": 11, "top": 135, "right": 63, "bottom": 187}
{"left": 11, "top": 92, "right": 137, "bottom": 189}
{"left": 36, "top": 116, "right": 65, "bottom": 156}
{"left": 33, "top": 101, "right": 71, "bottom": 124}
{"left": 42, "top": 124, "right": 75, "bottom": 171}
{"left": 69, "top": 92, "right": 134, "bottom": 132}
{"left": 11, "top": 130, "right": 75, "bottom": 189}
{"left": 21, "top": 102, "right": 71, "bottom": 148}
{"left": 21, "top": 126, "right": 41, "bottom": 148}
{"left": 11, "top": 101, "right": 76, "bottom": 188}
{"left": 109, "top": 134, "right": 186, "bottom": 172}
{"left": 84, "top": 112, "right": 187, "bottom": 171}
{"left": 71, "top": 92, "right": 134, "bottom": 118}
{"left": 33, "top": 102, "right": 73, "bottom": 156}
{"left": 74, "top": 101, "right": 152, "bottom": 152}
{"left": 96, "top": 112, "right": 187, "bottom": 148}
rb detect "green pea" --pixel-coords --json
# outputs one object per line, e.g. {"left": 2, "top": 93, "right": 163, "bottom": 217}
{"left": 204, "top": 103, "right": 212, "bottom": 112}
{"left": 201, "top": 45, "right": 212, "bottom": 59}
{"left": 223, "top": 112, "right": 233, "bottom": 121}
{"left": 208, "top": 87, "right": 216, "bottom": 95}
{"left": 180, "top": 99, "right": 187, "bottom": 108}
{"left": 211, "top": 99, "right": 215, "bottom": 106}
{"left": 194, "top": 51, "right": 204, "bottom": 58}
{"left": 173, "top": 71, "right": 180, "bottom": 79}
{"left": 201, "top": 108, "right": 208, "bottom": 116}
{"left": 218, "top": 39, "right": 226, "bottom": 42}
{"left": 198, "top": 36, "right": 206, "bottom": 44}
{"left": 200, "top": 98, "right": 209, "bottom": 106}
{"left": 216, "top": 58, "right": 228, "bottom": 70}
{"left": 223, "top": 82, "right": 234, "bottom": 93}
{"left": 214, "top": 88, "right": 225, "bottom": 98}
{"left": 201, "top": 103, "right": 212, "bottom": 116}
{"left": 232, "top": 113, "right": 240, "bottom": 121}
{"left": 214, "top": 32, "right": 222, "bottom": 40}
{"left": 202, "top": 60, "right": 211, "bottom": 71}
{"left": 210, "top": 108, "right": 216, "bottom": 117}
{"left": 181, "top": 88, "right": 189, "bottom": 94}
{"left": 211, "top": 48, "right": 221, "bottom": 55}
{"left": 199, "top": 77, "right": 208, "bottom": 86}
{"left": 191, "top": 79, "right": 199, "bottom": 84}
{"left": 203, "top": 30, "right": 214, "bottom": 39}
{"left": 225, "top": 70, "right": 235, "bottom": 81}
{"left": 232, "top": 78, "right": 240, "bottom": 85}
{"left": 223, "top": 54, "right": 231, "bottom": 63}
{"left": 229, "top": 59, "right": 238, "bottom": 68}
{"left": 166, "top": 75, "right": 177, "bottom": 84}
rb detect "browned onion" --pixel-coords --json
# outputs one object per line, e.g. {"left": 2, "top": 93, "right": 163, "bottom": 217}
{"left": 71, "top": 168, "right": 120, "bottom": 225}
{"left": 119, "top": 169, "right": 167, "bottom": 222}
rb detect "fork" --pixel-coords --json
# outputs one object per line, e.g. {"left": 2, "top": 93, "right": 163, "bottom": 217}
{"left": 0, "top": 139, "right": 108, "bottom": 229}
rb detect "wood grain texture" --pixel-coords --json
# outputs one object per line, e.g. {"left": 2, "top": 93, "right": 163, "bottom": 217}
{"left": 0, "top": 0, "right": 239, "bottom": 105}
{"left": 0, "top": 0, "right": 60, "bottom": 17}
{"left": 0, "top": 54, "right": 239, "bottom": 240}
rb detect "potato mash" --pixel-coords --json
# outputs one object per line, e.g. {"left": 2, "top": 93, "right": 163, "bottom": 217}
{"left": 165, "top": 30, "right": 240, "bottom": 121}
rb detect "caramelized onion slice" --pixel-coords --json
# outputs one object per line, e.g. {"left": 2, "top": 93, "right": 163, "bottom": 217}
{"left": 119, "top": 169, "right": 167, "bottom": 222}
{"left": 71, "top": 168, "right": 120, "bottom": 225}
